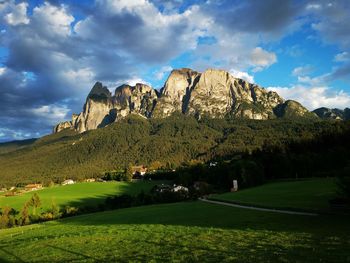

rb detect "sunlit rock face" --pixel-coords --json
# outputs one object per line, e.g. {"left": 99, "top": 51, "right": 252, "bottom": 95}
{"left": 113, "top": 83, "right": 158, "bottom": 120}
{"left": 74, "top": 82, "right": 114, "bottom": 133}
{"left": 152, "top": 68, "right": 200, "bottom": 118}
{"left": 53, "top": 121, "right": 72, "bottom": 133}
{"left": 54, "top": 68, "right": 318, "bottom": 133}
{"left": 73, "top": 82, "right": 158, "bottom": 133}
{"left": 186, "top": 69, "right": 284, "bottom": 119}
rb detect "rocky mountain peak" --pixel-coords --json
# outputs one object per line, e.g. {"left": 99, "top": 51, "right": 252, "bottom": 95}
{"left": 88, "top": 82, "right": 111, "bottom": 100}
{"left": 53, "top": 68, "right": 319, "bottom": 133}
{"left": 313, "top": 107, "right": 350, "bottom": 120}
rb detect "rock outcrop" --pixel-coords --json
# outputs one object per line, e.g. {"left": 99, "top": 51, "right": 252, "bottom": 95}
{"left": 54, "top": 68, "right": 320, "bottom": 133}
{"left": 274, "top": 100, "right": 318, "bottom": 119}
{"left": 114, "top": 83, "right": 158, "bottom": 119}
{"left": 186, "top": 69, "right": 284, "bottom": 119}
{"left": 53, "top": 121, "right": 72, "bottom": 133}
{"left": 313, "top": 107, "right": 350, "bottom": 120}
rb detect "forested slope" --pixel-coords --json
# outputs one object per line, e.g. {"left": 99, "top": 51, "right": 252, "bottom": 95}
{"left": 0, "top": 114, "right": 347, "bottom": 187}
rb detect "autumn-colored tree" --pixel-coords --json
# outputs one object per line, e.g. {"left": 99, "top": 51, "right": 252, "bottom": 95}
{"left": 20, "top": 203, "right": 30, "bottom": 226}
{"left": 0, "top": 206, "right": 11, "bottom": 228}
{"left": 27, "top": 193, "right": 41, "bottom": 216}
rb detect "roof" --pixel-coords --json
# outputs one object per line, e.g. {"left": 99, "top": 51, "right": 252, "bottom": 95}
{"left": 25, "top": 184, "right": 42, "bottom": 188}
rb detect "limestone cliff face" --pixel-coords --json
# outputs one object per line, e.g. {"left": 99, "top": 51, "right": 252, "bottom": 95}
{"left": 75, "top": 82, "right": 114, "bottom": 133}
{"left": 53, "top": 121, "right": 72, "bottom": 133}
{"left": 152, "top": 68, "right": 200, "bottom": 118}
{"left": 114, "top": 83, "right": 158, "bottom": 119}
{"left": 70, "top": 82, "right": 158, "bottom": 133}
{"left": 186, "top": 69, "right": 284, "bottom": 119}
{"left": 54, "top": 68, "right": 318, "bottom": 133}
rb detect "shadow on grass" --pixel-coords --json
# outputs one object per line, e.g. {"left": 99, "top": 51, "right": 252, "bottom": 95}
{"left": 59, "top": 200, "right": 350, "bottom": 236}
{"left": 45, "top": 244, "right": 100, "bottom": 261}
{"left": 0, "top": 246, "right": 25, "bottom": 262}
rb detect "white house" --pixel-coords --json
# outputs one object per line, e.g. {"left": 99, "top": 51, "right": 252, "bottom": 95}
{"left": 209, "top": 162, "right": 218, "bottom": 167}
{"left": 62, "top": 179, "right": 75, "bottom": 185}
{"left": 172, "top": 185, "right": 189, "bottom": 192}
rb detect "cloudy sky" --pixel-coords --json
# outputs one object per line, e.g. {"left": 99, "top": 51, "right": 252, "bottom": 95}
{"left": 0, "top": 0, "right": 350, "bottom": 142}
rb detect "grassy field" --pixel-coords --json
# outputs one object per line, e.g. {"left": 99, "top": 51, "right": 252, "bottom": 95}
{"left": 0, "top": 201, "right": 349, "bottom": 262}
{"left": 0, "top": 181, "right": 158, "bottom": 211}
{"left": 210, "top": 178, "right": 337, "bottom": 212}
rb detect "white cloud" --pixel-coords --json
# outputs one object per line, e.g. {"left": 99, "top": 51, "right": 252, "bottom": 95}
{"left": 30, "top": 105, "right": 70, "bottom": 123}
{"left": 268, "top": 85, "right": 350, "bottom": 110}
{"left": 154, "top": 66, "right": 173, "bottom": 80}
{"left": 32, "top": 2, "right": 74, "bottom": 38}
{"left": 292, "top": 65, "right": 314, "bottom": 77}
{"left": 306, "top": 4, "right": 322, "bottom": 10}
{"left": 0, "top": 67, "right": 6, "bottom": 75}
{"left": 4, "top": 2, "right": 29, "bottom": 26}
{"left": 115, "top": 77, "right": 151, "bottom": 87}
{"left": 75, "top": 1, "right": 207, "bottom": 62}
{"left": 334, "top": 52, "right": 350, "bottom": 62}
{"left": 229, "top": 69, "right": 254, "bottom": 83}
{"left": 61, "top": 68, "right": 96, "bottom": 89}
{"left": 250, "top": 47, "right": 277, "bottom": 71}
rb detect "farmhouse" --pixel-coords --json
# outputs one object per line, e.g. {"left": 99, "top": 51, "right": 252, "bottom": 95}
{"left": 62, "top": 179, "right": 75, "bottom": 185}
{"left": 132, "top": 165, "right": 147, "bottom": 179}
{"left": 172, "top": 185, "right": 189, "bottom": 192}
{"left": 152, "top": 184, "right": 189, "bottom": 193}
{"left": 85, "top": 178, "right": 96, "bottom": 182}
{"left": 25, "top": 184, "right": 43, "bottom": 191}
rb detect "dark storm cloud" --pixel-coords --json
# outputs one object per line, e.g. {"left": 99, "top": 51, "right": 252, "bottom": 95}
{"left": 0, "top": 0, "right": 197, "bottom": 141}
{"left": 308, "top": 0, "right": 350, "bottom": 47}
{"left": 203, "top": 0, "right": 306, "bottom": 35}
{"left": 75, "top": 1, "right": 198, "bottom": 64}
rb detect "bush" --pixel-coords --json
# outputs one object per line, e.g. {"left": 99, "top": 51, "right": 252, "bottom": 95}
{"left": 336, "top": 175, "right": 350, "bottom": 200}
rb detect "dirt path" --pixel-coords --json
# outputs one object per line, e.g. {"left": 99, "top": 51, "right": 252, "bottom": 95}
{"left": 199, "top": 198, "right": 318, "bottom": 216}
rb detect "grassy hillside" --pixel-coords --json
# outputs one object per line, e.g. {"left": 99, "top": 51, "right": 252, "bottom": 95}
{"left": 0, "top": 201, "right": 349, "bottom": 262}
{"left": 210, "top": 178, "right": 337, "bottom": 212}
{"left": 0, "top": 114, "right": 347, "bottom": 187}
{"left": 0, "top": 181, "right": 158, "bottom": 211}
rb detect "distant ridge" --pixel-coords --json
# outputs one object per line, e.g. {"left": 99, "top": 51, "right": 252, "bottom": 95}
{"left": 54, "top": 68, "right": 318, "bottom": 133}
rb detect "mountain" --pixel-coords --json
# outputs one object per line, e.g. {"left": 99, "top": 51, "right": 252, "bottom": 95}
{"left": 0, "top": 115, "right": 344, "bottom": 187}
{"left": 54, "top": 68, "right": 317, "bottom": 133}
{"left": 0, "top": 138, "right": 37, "bottom": 155}
{"left": 313, "top": 107, "right": 350, "bottom": 121}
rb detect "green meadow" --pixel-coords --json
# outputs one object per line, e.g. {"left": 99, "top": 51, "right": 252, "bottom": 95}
{"left": 0, "top": 201, "right": 349, "bottom": 262}
{"left": 211, "top": 178, "right": 337, "bottom": 213}
{"left": 0, "top": 181, "right": 158, "bottom": 211}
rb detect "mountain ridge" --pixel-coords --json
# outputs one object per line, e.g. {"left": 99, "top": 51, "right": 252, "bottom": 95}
{"left": 54, "top": 68, "right": 317, "bottom": 133}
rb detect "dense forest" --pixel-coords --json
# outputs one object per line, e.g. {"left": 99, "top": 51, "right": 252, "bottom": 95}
{"left": 0, "top": 113, "right": 349, "bottom": 187}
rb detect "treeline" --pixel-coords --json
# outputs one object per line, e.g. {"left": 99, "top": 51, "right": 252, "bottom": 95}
{"left": 0, "top": 193, "right": 61, "bottom": 229}
{"left": 0, "top": 113, "right": 348, "bottom": 187}
{"left": 145, "top": 122, "right": 350, "bottom": 194}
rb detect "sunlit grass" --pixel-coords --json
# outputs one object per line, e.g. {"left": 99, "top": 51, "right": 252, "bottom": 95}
{"left": 211, "top": 178, "right": 337, "bottom": 212}
{"left": 0, "top": 201, "right": 349, "bottom": 262}
{"left": 0, "top": 181, "right": 158, "bottom": 211}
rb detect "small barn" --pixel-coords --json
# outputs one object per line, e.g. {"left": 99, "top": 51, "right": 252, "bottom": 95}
{"left": 25, "top": 184, "right": 43, "bottom": 191}
{"left": 62, "top": 179, "right": 75, "bottom": 185}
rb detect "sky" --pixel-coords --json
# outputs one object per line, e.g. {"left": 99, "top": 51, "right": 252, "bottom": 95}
{"left": 0, "top": 0, "right": 350, "bottom": 142}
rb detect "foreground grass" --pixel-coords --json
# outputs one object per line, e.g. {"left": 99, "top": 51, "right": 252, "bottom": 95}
{"left": 211, "top": 178, "right": 337, "bottom": 212}
{"left": 0, "top": 181, "right": 158, "bottom": 211}
{"left": 0, "top": 201, "right": 349, "bottom": 262}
